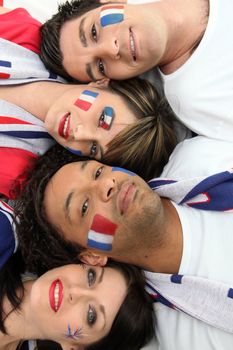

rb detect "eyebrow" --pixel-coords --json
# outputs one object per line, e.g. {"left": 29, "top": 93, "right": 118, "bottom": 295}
{"left": 98, "top": 145, "right": 104, "bottom": 160}
{"left": 98, "top": 267, "right": 105, "bottom": 284}
{"left": 79, "top": 17, "right": 88, "bottom": 47}
{"left": 64, "top": 161, "right": 89, "bottom": 222}
{"left": 79, "top": 16, "right": 98, "bottom": 81}
{"left": 98, "top": 268, "right": 107, "bottom": 329}
{"left": 86, "top": 63, "right": 97, "bottom": 82}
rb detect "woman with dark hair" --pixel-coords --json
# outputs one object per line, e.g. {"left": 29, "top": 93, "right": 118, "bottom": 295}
{"left": 0, "top": 249, "right": 154, "bottom": 350}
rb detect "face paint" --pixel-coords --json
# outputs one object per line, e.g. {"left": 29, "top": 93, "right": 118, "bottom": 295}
{"left": 65, "top": 324, "right": 83, "bottom": 339}
{"left": 112, "top": 166, "right": 136, "bottom": 176}
{"left": 0, "top": 60, "right": 11, "bottom": 79}
{"left": 99, "top": 106, "right": 114, "bottom": 130}
{"left": 100, "top": 5, "right": 124, "bottom": 27}
{"left": 87, "top": 214, "right": 117, "bottom": 251}
{"left": 66, "top": 147, "right": 83, "bottom": 156}
{"left": 74, "top": 90, "right": 99, "bottom": 111}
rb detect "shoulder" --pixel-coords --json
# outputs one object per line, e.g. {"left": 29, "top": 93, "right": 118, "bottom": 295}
{"left": 162, "top": 136, "right": 233, "bottom": 179}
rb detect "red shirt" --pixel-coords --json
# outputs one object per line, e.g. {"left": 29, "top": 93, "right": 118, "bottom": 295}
{"left": 0, "top": 7, "right": 42, "bottom": 54}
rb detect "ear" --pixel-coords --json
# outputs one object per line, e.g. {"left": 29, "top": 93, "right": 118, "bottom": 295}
{"left": 88, "top": 78, "right": 110, "bottom": 89}
{"left": 79, "top": 250, "right": 108, "bottom": 266}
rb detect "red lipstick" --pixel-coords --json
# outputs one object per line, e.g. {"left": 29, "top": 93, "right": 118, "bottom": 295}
{"left": 58, "top": 112, "right": 70, "bottom": 139}
{"left": 49, "top": 279, "right": 63, "bottom": 312}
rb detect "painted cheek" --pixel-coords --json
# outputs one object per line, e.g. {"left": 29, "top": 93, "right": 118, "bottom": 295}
{"left": 100, "top": 106, "right": 114, "bottom": 130}
{"left": 87, "top": 214, "right": 118, "bottom": 251}
{"left": 66, "top": 147, "right": 83, "bottom": 156}
{"left": 74, "top": 90, "right": 99, "bottom": 111}
{"left": 100, "top": 5, "right": 124, "bottom": 27}
{"left": 65, "top": 324, "right": 83, "bottom": 339}
{"left": 112, "top": 166, "right": 136, "bottom": 176}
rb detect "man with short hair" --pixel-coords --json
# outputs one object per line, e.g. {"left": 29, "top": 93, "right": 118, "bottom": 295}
{"left": 13, "top": 136, "right": 233, "bottom": 349}
{"left": 40, "top": 0, "right": 233, "bottom": 143}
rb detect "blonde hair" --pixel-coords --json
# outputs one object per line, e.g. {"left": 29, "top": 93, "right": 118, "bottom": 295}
{"left": 104, "top": 78, "right": 178, "bottom": 180}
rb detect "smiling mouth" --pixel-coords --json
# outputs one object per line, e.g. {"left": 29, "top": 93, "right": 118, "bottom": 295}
{"left": 129, "top": 28, "right": 137, "bottom": 61}
{"left": 117, "top": 181, "right": 136, "bottom": 215}
{"left": 58, "top": 112, "right": 70, "bottom": 139}
{"left": 49, "top": 279, "right": 63, "bottom": 312}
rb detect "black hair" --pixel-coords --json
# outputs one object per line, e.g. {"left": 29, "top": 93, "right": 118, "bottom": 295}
{"left": 40, "top": 0, "right": 103, "bottom": 81}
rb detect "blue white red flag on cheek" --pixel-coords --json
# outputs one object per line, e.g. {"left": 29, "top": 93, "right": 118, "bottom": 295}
{"left": 87, "top": 214, "right": 117, "bottom": 251}
{"left": 112, "top": 167, "right": 136, "bottom": 176}
{"left": 99, "top": 106, "right": 114, "bottom": 130}
{"left": 100, "top": 5, "right": 124, "bottom": 27}
{"left": 74, "top": 90, "right": 99, "bottom": 111}
{"left": 0, "top": 60, "right": 11, "bottom": 79}
{"left": 66, "top": 147, "right": 83, "bottom": 156}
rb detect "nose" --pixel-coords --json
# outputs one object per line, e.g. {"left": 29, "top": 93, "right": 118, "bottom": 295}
{"left": 68, "top": 285, "right": 90, "bottom": 305}
{"left": 98, "top": 37, "right": 120, "bottom": 60}
{"left": 73, "top": 124, "right": 95, "bottom": 141}
{"left": 95, "top": 176, "right": 117, "bottom": 202}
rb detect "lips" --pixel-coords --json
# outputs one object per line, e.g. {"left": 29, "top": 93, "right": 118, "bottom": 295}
{"left": 117, "top": 181, "right": 136, "bottom": 215}
{"left": 58, "top": 112, "right": 70, "bottom": 139}
{"left": 49, "top": 279, "right": 63, "bottom": 312}
{"left": 129, "top": 28, "right": 137, "bottom": 61}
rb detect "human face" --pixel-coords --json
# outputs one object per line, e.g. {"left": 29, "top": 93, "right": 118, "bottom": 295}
{"left": 44, "top": 161, "right": 161, "bottom": 259}
{"left": 30, "top": 264, "right": 127, "bottom": 347}
{"left": 44, "top": 85, "right": 137, "bottom": 158}
{"left": 60, "top": 3, "right": 168, "bottom": 81}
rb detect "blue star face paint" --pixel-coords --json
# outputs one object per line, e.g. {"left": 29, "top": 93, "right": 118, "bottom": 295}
{"left": 65, "top": 324, "right": 83, "bottom": 339}
{"left": 99, "top": 106, "right": 114, "bottom": 130}
{"left": 112, "top": 167, "right": 136, "bottom": 176}
{"left": 66, "top": 147, "right": 83, "bottom": 156}
{"left": 100, "top": 5, "right": 124, "bottom": 27}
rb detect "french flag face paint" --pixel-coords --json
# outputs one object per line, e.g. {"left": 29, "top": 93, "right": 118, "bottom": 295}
{"left": 99, "top": 106, "right": 114, "bottom": 130}
{"left": 66, "top": 147, "right": 83, "bottom": 156}
{"left": 112, "top": 166, "right": 136, "bottom": 176}
{"left": 100, "top": 5, "right": 124, "bottom": 27}
{"left": 87, "top": 214, "right": 117, "bottom": 251}
{"left": 0, "top": 60, "right": 11, "bottom": 79}
{"left": 74, "top": 90, "right": 99, "bottom": 111}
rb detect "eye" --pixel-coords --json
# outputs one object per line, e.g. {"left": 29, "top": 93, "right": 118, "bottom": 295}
{"left": 87, "top": 305, "right": 97, "bottom": 326}
{"left": 82, "top": 199, "right": 89, "bottom": 216}
{"left": 98, "top": 59, "right": 105, "bottom": 75}
{"left": 87, "top": 268, "right": 96, "bottom": 286}
{"left": 90, "top": 142, "right": 98, "bottom": 157}
{"left": 91, "top": 24, "right": 97, "bottom": 41}
{"left": 95, "top": 166, "right": 103, "bottom": 180}
{"left": 99, "top": 112, "right": 105, "bottom": 126}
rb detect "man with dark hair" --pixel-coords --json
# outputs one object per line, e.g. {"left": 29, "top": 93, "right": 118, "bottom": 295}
{"left": 13, "top": 136, "right": 233, "bottom": 349}
{"left": 40, "top": 0, "right": 233, "bottom": 145}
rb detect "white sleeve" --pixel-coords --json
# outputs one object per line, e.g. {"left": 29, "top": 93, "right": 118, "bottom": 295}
{"left": 161, "top": 136, "right": 233, "bottom": 180}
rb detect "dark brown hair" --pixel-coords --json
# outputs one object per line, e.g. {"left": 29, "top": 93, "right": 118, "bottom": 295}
{"left": 40, "top": 0, "right": 102, "bottom": 81}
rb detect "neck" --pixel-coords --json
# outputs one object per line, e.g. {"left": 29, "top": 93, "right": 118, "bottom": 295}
{"left": 0, "top": 82, "right": 79, "bottom": 121}
{"left": 157, "top": 0, "right": 209, "bottom": 73}
{"left": 0, "top": 281, "right": 42, "bottom": 349}
{"left": 146, "top": 199, "right": 183, "bottom": 274}
{"left": 120, "top": 199, "right": 183, "bottom": 274}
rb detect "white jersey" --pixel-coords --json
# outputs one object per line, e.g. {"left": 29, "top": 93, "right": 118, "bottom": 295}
{"left": 142, "top": 137, "right": 233, "bottom": 350}
{"left": 161, "top": 0, "right": 233, "bottom": 141}
{"left": 129, "top": 0, "right": 233, "bottom": 142}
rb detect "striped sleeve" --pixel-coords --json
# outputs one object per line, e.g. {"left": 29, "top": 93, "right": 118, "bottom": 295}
{"left": 0, "top": 200, "right": 18, "bottom": 269}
